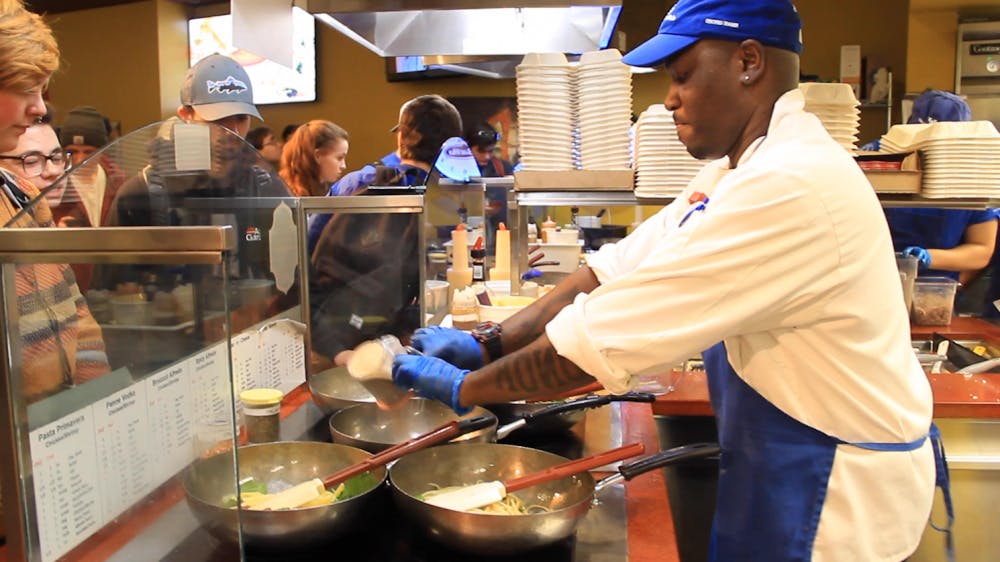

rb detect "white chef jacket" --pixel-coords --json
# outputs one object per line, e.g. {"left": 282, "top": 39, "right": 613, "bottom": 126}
{"left": 546, "top": 89, "right": 935, "bottom": 561}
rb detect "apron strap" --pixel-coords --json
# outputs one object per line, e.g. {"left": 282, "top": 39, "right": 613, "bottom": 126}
{"left": 837, "top": 425, "right": 954, "bottom": 562}
{"left": 928, "top": 423, "right": 956, "bottom": 562}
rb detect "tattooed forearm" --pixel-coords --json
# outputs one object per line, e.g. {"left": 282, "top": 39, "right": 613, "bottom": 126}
{"left": 463, "top": 334, "right": 595, "bottom": 404}
{"left": 498, "top": 266, "right": 600, "bottom": 359}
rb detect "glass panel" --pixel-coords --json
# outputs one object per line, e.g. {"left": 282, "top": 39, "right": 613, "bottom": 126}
{"left": 2, "top": 258, "right": 242, "bottom": 562}
{"left": 306, "top": 205, "right": 423, "bottom": 367}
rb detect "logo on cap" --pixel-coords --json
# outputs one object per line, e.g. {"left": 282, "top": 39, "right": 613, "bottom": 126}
{"left": 207, "top": 76, "right": 248, "bottom": 96}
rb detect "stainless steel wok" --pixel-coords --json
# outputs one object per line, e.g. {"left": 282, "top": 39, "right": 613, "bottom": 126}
{"left": 328, "top": 398, "right": 495, "bottom": 452}
{"left": 328, "top": 393, "right": 655, "bottom": 452}
{"left": 183, "top": 441, "right": 386, "bottom": 550}
{"left": 389, "top": 441, "right": 720, "bottom": 554}
{"left": 307, "top": 365, "right": 375, "bottom": 414}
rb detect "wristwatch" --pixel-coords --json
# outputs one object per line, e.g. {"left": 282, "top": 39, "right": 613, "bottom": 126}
{"left": 471, "top": 321, "right": 503, "bottom": 362}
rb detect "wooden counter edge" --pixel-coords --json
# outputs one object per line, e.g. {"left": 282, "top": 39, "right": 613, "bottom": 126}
{"left": 622, "top": 401, "right": 681, "bottom": 562}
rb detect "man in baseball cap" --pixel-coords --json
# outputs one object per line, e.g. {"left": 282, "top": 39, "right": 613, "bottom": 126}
{"left": 178, "top": 53, "right": 261, "bottom": 137}
{"left": 621, "top": 0, "right": 802, "bottom": 68}
{"left": 392, "top": 2, "right": 944, "bottom": 562}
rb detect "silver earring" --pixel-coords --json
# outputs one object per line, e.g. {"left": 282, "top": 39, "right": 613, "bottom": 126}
{"left": 743, "top": 75, "right": 750, "bottom": 81}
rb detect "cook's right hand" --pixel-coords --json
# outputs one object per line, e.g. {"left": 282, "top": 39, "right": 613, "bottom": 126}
{"left": 410, "top": 326, "right": 483, "bottom": 370}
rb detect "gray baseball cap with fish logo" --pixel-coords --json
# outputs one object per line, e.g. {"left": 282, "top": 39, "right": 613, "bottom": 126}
{"left": 180, "top": 53, "right": 262, "bottom": 121}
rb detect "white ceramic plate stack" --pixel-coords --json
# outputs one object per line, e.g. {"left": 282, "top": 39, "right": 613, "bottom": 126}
{"left": 633, "top": 104, "right": 707, "bottom": 197}
{"left": 880, "top": 120, "right": 1000, "bottom": 198}
{"left": 576, "top": 49, "right": 633, "bottom": 170}
{"left": 799, "top": 82, "right": 861, "bottom": 154}
{"left": 516, "top": 52, "right": 576, "bottom": 171}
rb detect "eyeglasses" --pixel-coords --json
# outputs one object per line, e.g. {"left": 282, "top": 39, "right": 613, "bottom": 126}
{"left": 0, "top": 151, "right": 71, "bottom": 177}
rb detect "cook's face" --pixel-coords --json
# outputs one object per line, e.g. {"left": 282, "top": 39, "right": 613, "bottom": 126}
{"left": 0, "top": 82, "right": 48, "bottom": 153}
{"left": 0, "top": 124, "right": 67, "bottom": 199}
{"left": 471, "top": 143, "right": 496, "bottom": 166}
{"left": 316, "top": 138, "right": 349, "bottom": 184}
{"left": 664, "top": 40, "right": 742, "bottom": 161}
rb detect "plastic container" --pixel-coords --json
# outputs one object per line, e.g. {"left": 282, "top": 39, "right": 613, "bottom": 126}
{"left": 912, "top": 277, "right": 958, "bottom": 326}
{"left": 895, "top": 252, "right": 918, "bottom": 312}
{"left": 347, "top": 336, "right": 413, "bottom": 408}
{"left": 240, "top": 388, "right": 283, "bottom": 443}
{"left": 478, "top": 295, "right": 537, "bottom": 323}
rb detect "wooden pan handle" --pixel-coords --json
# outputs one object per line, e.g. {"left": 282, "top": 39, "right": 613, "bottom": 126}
{"left": 502, "top": 442, "right": 645, "bottom": 493}
{"left": 322, "top": 415, "right": 493, "bottom": 488}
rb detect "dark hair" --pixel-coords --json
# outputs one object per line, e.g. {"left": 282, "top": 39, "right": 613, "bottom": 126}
{"left": 282, "top": 123, "right": 300, "bottom": 143}
{"left": 398, "top": 95, "right": 462, "bottom": 165}
{"left": 246, "top": 126, "right": 274, "bottom": 151}
{"left": 463, "top": 122, "right": 499, "bottom": 149}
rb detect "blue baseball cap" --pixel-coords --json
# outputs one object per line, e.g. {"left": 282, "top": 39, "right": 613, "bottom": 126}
{"left": 621, "top": 0, "right": 803, "bottom": 68}
{"left": 907, "top": 90, "right": 971, "bottom": 124}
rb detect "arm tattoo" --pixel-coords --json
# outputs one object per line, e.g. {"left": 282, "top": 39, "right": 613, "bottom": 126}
{"left": 486, "top": 335, "right": 594, "bottom": 399}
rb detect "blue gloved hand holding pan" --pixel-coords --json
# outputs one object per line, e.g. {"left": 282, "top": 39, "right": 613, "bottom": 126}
{"left": 410, "top": 326, "right": 483, "bottom": 370}
{"left": 392, "top": 354, "right": 470, "bottom": 414}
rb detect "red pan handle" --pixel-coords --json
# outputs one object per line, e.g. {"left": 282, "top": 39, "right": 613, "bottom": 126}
{"left": 527, "top": 380, "right": 605, "bottom": 402}
{"left": 502, "top": 442, "right": 645, "bottom": 493}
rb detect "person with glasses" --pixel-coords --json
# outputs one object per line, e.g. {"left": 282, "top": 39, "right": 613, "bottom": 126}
{"left": 0, "top": 122, "right": 78, "bottom": 225}
{"left": 0, "top": 0, "right": 109, "bottom": 402}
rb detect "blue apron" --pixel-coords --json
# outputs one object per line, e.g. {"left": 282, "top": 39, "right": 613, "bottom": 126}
{"left": 702, "top": 342, "right": 954, "bottom": 562}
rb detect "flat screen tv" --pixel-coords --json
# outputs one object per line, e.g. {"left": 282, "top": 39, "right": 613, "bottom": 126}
{"left": 188, "top": 7, "right": 316, "bottom": 104}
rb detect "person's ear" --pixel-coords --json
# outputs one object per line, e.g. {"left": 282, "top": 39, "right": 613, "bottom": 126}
{"left": 737, "top": 40, "right": 765, "bottom": 85}
{"left": 177, "top": 105, "right": 195, "bottom": 121}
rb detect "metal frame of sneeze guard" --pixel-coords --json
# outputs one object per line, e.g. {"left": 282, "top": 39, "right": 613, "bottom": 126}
{"left": 0, "top": 226, "right": 235, "bottom": 562}
{"left": 294, "top": 195, "right": 426, "bottom": 370}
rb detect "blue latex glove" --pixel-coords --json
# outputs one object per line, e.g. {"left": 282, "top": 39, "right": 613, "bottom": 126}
{"left": 410, "top": 326, "right": 483, "bottom": 370}
{"left": 904, "top": 246, "right": 932, "bottom": 269}
{"left": 392, "top": 354, "right": 470, "bottom": 414}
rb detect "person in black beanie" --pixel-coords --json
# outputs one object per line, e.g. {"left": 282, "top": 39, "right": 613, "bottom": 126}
{"left": 58, "top": 105, "right": 125, "bottom": 226}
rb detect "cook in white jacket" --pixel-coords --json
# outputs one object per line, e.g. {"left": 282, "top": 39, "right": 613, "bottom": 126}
{"left": 392, "top": 1, "right": 947, "bottom": 560}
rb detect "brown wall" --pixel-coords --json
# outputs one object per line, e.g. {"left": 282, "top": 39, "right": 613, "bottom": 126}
{"left": 44, "top": 0, "right": 913, "bottom": 166}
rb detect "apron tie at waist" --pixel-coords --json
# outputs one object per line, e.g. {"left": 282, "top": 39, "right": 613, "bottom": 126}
{"left": 837, "top": 425, "right": 954, "bottom": 562}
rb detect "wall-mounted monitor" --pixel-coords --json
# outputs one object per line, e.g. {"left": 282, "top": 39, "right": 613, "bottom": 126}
{"left": 188, "top": 7, "right": 316, "bottom": 104}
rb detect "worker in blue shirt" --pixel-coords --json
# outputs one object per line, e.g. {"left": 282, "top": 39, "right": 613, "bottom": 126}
{"left": 886, "top": 90, "right": 997, "bottom": 281}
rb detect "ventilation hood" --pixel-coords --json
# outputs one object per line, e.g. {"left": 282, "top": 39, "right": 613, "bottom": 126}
{"left": 305, "top": 0, "right": 622, "bottom": 78}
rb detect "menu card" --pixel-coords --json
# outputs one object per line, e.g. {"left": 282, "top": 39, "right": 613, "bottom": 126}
{"left": 229, "top": 318, "right": 305, "bottom": 395}
{"left": 30, "top": 410, "right": 102, "bottom": 562}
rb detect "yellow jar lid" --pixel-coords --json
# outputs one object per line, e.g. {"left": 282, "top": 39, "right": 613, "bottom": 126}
{"left": 240, "top": 388, "right": 284, "bottom": 406}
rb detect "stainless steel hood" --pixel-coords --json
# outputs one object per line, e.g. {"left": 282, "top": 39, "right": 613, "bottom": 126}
{"left": 304, "top": 0, "right": 622, "bottom": 77}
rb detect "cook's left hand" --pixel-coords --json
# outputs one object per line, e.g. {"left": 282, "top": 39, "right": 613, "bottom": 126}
{"left": 392, "top": 354, "right": 470, "bottom": 414}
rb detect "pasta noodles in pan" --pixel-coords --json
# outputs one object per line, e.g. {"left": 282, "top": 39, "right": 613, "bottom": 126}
{"left": 421, "top": 484, "right": 551, "bottom": 515}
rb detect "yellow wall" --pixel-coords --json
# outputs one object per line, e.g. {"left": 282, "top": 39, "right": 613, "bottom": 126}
{"left": 45, "top": 1, "right": 162, "bottom": 132}
{"left": 43, "top": 0, "right": 916, "bottom": 165}
{"left": 907, "top": 9, "right": 960, "bottom": 93}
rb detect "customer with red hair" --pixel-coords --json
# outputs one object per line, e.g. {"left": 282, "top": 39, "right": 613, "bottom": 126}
{"left": 279, "top": 119, "right": 349, "bottom": 197}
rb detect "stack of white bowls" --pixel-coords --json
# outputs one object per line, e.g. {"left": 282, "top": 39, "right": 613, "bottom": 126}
{"left": 633, "top": 105, "right": 707, "bottom": 197}
{"left": 515, "top": 52, "right": 576, "bottom": 171}
{"left": 576, "top": 49, "right": 633, "bottom": 170}
{"left": 799, "top": 82, "right": 861, "bottom": 153}
{"left": 879, "top": 120, "right": 1000, "bottom": 198}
